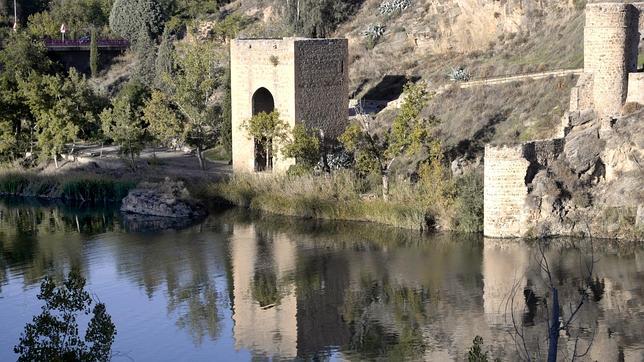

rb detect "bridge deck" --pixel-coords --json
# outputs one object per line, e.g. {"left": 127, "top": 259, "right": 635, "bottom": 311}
{"left": 44, "top": 39, "right": 129, "bottom": 51}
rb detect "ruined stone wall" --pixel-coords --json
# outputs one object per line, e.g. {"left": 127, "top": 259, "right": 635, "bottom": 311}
{"left": 231, "top": 38, "right": 348, "bottom": 173}
{"left": 484, "top": 144, "right": 531, "bottom": 237}
{"left": 584, "top": 3, "right": 640, "bottom": 117}
{"left": 294, "top": 39, "right": 349, "bottom": 138}
{"left": 484, "top": 140, "right": 565, "bottom": 238}
{"left": 568, "top": 73, "right": 595, "bottom": 113}
{"left": 627, "top": 72, "right": 644, "bottom": 104}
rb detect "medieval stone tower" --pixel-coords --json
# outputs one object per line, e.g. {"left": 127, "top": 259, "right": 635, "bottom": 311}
{"left": 230, "top": 37, "right": 349, "bottom": 173}
{"left": 571, "top": 2, "right": 643, "bottom": 117}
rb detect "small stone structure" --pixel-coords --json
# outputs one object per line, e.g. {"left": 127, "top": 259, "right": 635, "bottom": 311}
{"left": 230, "top": 37, "right": 349, "bottom": 173}
{"left": 484, "top": 3, "right": 643, "bottom": 238}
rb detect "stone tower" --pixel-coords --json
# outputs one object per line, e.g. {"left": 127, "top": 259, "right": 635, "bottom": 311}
{"left": 581, "top": 3, "right": 641, "bottom": 117}
{"left": 230, "top": 37, "right": 349, "bottom": 173}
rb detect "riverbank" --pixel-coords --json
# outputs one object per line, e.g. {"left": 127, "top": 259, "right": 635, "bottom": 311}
{"left": 0, "top": 171, "right": 136, "bottom": 202}
{"left": 196, "top": 171, "right": 484, "bottom": 232}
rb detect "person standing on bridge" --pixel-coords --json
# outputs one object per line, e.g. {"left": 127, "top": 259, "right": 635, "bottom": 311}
{"left": 60, "top": 23, "right": 67, "bottom": 41}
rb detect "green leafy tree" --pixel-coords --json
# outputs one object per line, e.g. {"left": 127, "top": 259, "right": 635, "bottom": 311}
{"left": 14, "top": 269, "right": 116, "bottom": 362}
{"left": 109, "top": 0, "right": 164, "bottom": 41}
{"left": 282, "top": 123, "right": 320, "bottom": 173}
{"left": 28, "top": 0, "right": 112, "bottom": 39}
{"left": 100, "top": 96, "right": 145, "bottom": 170}
{"left": 143, "top": 90, "right": 183, "bottom": 148}
{"left": 133, "top": 27, "right": 158, "bottom": 86}
{"left": 18, "top": 69, "right": 104, "bottom": 167}
{"left": 340, "top": 82, "right": 435, "bottom": 200}
{"left": 220, "top": 63, "right": 232, "bottom": 159}
{"left": 212, "top": 14, "right": 249, "bottom": 43}
{"left": 163, "top": 42, "right": 223, "bottom": 170}
{"left": 241, "top": 111, "right": 290, "bottom": 171}
{"left": 0, "top": 118, "right": 17, "bottom": 161}
{"left": 0, "top": 32, "right": 52, "bottom": 158}
{"left": 154, "top": 27, "right": 174, "bottom": 91}
{"left": 90, "top": 27, "right": 99, "bottom": 78}
{"left": 285, "top": 0, "right": 358, "bottom": 38}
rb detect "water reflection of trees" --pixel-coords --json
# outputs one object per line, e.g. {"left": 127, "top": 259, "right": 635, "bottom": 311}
{"left": 0, "top": 198, "right": 119, "bottom": 289}
{"left": 112, "top": 221, "right": 231, "bottom": 345}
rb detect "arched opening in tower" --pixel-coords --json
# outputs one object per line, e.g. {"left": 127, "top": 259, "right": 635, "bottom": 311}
{"left": 252, "top": 87, "right": 275, "bottom": 172}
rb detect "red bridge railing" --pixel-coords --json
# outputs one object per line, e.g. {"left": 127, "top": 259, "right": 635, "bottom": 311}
{"left": 44, "top": 39, "right": 129, "bottom": 48}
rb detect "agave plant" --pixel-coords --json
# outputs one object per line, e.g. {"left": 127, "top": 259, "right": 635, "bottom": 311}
{"left": 448, "top": 66, "right": 471, "bottom": 82}
{"left": 363, "top": 23, "right": 386, "bottom": 40}
{"left": 378, "top": 0, "right": 412, "bottom": 16}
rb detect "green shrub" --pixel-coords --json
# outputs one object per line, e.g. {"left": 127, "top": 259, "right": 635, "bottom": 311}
{"left": 0, "top": 172, "right": 135, "bottom": 202}
{"left": 452, "top": 171, "right": 484, "bottom": 233}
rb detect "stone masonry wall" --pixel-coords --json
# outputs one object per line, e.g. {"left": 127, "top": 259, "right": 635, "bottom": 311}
{"left": 483, "top": 144, "right": 531, "bottom": 237}
{"left": 584, "top": 3, "right": 640, "bottom": 117}
{"left": 231, "top": 39, "right": 296, "bottom": 173}
{"left": 294, "top": 39, "right": 349, "bottom": 139}
{"left": 627, "top": 73, "right": 644, "bottom": 104}
{"left": 484, "top": 140, "right": 565, "bottom": 238}
{"left": 231, "top": 38, "right": 348, "bottom": 173}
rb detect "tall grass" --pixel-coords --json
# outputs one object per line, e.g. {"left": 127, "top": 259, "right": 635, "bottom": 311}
{"left": 0, "top": 171, "right": 136, "bottom": 202}
{"left": 204, "top": 170, "right": 467, "bottom": 231}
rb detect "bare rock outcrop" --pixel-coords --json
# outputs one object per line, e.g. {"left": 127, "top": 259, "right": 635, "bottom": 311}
{"left": 121, "top": 179, "right": 206, "bottom": 219}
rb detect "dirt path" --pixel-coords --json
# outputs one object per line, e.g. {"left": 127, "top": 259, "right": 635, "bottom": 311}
{"left": 44, "top": 145, "right": 231, "bottom": 182}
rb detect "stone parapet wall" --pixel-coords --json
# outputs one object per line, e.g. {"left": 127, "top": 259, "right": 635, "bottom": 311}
{"left": 569, "top": 73, "right": 594, "bottom": 112}
{"left": 626, "top": 73, "right": 644, "bottom": 104}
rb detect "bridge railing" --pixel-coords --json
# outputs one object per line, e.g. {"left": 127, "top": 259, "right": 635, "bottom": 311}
{"left": 44, "top": 39, "right": 129, "bottom": 48}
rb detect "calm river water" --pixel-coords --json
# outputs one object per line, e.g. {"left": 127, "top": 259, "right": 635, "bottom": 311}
{"left": 0, "top": 198, "right": 643, "bottom": 361}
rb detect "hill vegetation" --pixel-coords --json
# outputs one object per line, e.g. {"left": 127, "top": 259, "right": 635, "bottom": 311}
{"left": 0, "top": 0, "right": 625, "bottom": 231}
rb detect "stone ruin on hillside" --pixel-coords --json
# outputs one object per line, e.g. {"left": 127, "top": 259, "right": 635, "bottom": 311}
{"left": 484, "top": 3, "right": 644, "bottom": 238}
{"left": 230, "top": 37, "right": 348, "bottom": 173}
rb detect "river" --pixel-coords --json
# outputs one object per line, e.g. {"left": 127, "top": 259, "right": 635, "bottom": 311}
{"left": 0, "top": 198, "right": 642, "bottom": 361}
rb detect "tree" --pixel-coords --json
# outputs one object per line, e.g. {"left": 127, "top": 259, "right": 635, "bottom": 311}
{"left": 90, "top": 27, "right": 99, "bottom": 78}
{"left": 154, "top": 26, "right": 173, "bottom": 91}
{"left": 109, "top": 0, "right": 164, "bottom": 41}
{"left": 212, "top": 14, "right": 248, "bottom": 43}
{"left": 282, "top": 123, "right": 320, "bottom": 173}
{"left": 163, "top": 42, "right": 224, "bottom": 170}
{"left": 143, "top": 90, "right": 183, "bottom": 148}
{"left": 0, "top": 32, "right": 52, "bottom": 158}
{"left": 100, "top": 96, "right": 145, "bottom": 170}
{"left": 240, "top": 111, "right": 290, "bottom": 172}
{"left": 285, "top": 0, "right": 358, "bottom": 38}
{"left": 340, "top": 82, "right": 436, "bottom": 200}
{"left": 14, "top": 269, "right": 116, "bottom": 362}
{"left": 220, "top": 63, "right": 232, "bottom": 159}
{"left": 18, "top": 69, "right": 104, "bottom": 167}
{"left": 133, "top": 27, "right": 157, "bottom": 86}
{"left": 0, "top": 118, "right": 18, "bottom": 161}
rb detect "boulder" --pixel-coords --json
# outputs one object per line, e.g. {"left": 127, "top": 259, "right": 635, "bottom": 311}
{"left": 563, "top": 127, "right": 605, "bottom": 174}
{"left": 121, "top": 179, "right": 206, "bottom": 219}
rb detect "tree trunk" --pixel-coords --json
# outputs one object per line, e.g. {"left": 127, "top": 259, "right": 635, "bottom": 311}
{"left": 100, "top": 142, "right": 104, "bottom": 158}
{"left": 382, "top": 173, "right": 389, "bottom": 201}
{"left": 53, "top": 154, "right": 59, "bottom": 169}
{"left": 548, "top": 287, "right": 560, "bottom": 362}
{"left": 196, "top": 146, "right": 205, "bottom": 170}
